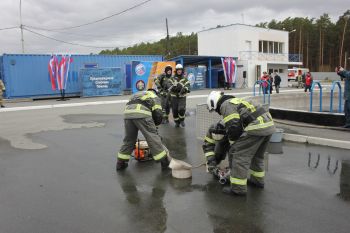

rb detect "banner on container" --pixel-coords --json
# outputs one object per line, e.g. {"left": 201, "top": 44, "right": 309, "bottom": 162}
{"left": 80, "top": 67, "right": 123, "bottom": 97}
{"left": 131, "top": 61, "right": 175, "bottom": 93}
{"left": 185, "top": 66, "right": 206, "bottom": 90}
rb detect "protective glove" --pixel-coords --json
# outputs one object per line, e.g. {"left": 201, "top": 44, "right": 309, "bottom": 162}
{"left": 207, "top": 156, "right": 217, "bottom": 173}
{"left": 210, "top": 121, "right": 226, "bottom": 135}
{"left": 175, "top": 83, "right": 182, "bottom": 93}
{"left": 179, "top": 88, "right": 187, "bottom": 95}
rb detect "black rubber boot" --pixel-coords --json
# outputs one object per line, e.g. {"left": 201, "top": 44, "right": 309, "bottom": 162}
{"left": 247, "top": 179, "right": 265, "bottom": 188}
{"left": 160, "top": 157, "right": 170, "bottom": 170}
{"left": 175, "top": 122, "right": 180, "bottom": 128}
{"left": 180, "top": 121, "right": 185, "bottom": 127}
{"left": 116, "top": 160, "right": 128, "bottom": 171}
{"left": 222, "top": 186, "right": 246, "bottom": 196}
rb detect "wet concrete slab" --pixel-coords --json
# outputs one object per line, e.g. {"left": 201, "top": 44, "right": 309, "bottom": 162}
{"left": 0, "top": 114, "right": 349, "bottom": 233}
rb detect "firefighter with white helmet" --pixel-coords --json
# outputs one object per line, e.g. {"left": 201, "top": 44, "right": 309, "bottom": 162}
{"left": 204, "top": 91, "right": 275, "bottom": 196}
{"left": 169, "top": 64, "right": 190, "bottom": 127}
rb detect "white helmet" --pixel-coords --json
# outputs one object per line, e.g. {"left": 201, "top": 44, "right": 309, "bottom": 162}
{"left": 175, "top": 64, "right": 183, "bottom": 70}
{"left": 207, "top": 91, "right": 223, "bottom": 112}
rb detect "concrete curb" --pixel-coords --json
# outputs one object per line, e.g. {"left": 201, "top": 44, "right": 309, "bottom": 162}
{"left": 283, "top": 133, "right": 350, "bottom": 150}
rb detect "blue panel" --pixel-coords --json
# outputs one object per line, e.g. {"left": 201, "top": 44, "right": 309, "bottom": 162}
{"left": 125, "top": 64, "right": 132, "bottom": 89}
{"left": 81, "top": 67, "right": 122, "bottom": 97}
{"left": 1, "top": 54, "right": 163, "bottom": 98}
{"left": 131, "top": 61, "right": 154, "bottom": 93}
{"left": 185, "top": 66, "right": 206, "bottom": 90}
{"left": 209, "top": 69, "right": 219, "bottom": 88}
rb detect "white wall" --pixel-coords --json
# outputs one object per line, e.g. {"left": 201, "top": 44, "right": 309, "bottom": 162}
{"left": 198, "top": 24, "right": 289, "bottom": 57}
{"left": 198, "top": 24, "right": 292, "bottom": 88}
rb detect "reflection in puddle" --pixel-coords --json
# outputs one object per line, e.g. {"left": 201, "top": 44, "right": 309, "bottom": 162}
{"left": 340, "top": 160, "right": 350, "bottom": 201}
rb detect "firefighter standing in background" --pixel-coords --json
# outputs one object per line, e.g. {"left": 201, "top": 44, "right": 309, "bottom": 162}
{"left": 206, "top": 91, "right": 275, "bottom": 196}
{"left": 169, "top": 64, "right": 190, "bottom": 128}
{"left": 0, "top": 77, "right": 5, "bottom": 108}
{"left": 154, "top": 66, "right": 173, "bottom": 124}
{"left": 116, "top": 89, "right": 170, "bottom": 171}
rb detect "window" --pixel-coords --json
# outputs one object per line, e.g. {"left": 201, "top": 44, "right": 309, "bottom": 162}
{"left": 279, "top": 43, "right": 283, "bottom": 53}
{"left": 279, "top": 69, "right": 284, "bottom": 73}
{"left": 259, "top": 41, "right": 263, "bottom": 52}
{"left": 268, "top": 41, "right": 273, "bottom": 53}
{"left": 263, "top": 41, "right": 268, "bottom": 53}
{"left": 258, "top": 40, "right": 284, "bottom": 54}
{"left": 274, "top": 42, "right": 279, "bottom": 54}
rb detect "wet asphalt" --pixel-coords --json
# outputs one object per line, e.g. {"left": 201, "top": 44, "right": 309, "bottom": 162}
{"left": 0, "top": 113, "right": 350, "bottom": 233}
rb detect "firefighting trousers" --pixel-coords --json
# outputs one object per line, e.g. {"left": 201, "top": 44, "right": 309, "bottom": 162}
{"left": 0, "top": 92, "right": 3, "bottom": 105}
{"left": 228, "top": 134, "right": 271, "bottom": 194}
{"left": 160, "top": 95, "right": 171, "bottom": 119}
{"left": 171, "top": 97, "right": 186, "bottom": 123}
{"left": 117, "top": 118, "right": 167, "bottom": 162}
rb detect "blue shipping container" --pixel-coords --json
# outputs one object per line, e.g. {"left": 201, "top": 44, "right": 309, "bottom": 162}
{"left": 1, "top": 54, "right": 163, "bottom": 99}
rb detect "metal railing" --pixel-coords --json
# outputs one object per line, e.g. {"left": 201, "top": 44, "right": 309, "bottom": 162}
{"left": 253, "top": 80, "right": 270, "bottom": 105}
{"left": 239, "top": 51, "right": 302, "bottom": 62}
{"left": 330, "top": 81, "right": 343, "bottom": 113}
{"left": 309, "top": 81, "right": 323, "bottom": 112}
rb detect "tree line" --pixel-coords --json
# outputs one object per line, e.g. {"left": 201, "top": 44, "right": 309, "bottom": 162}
{"left": 100, "top": 10, "right": 350, "bottom": 72}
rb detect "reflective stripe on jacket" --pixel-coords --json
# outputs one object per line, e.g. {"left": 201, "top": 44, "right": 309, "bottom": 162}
{"left": 124, "top": 91, "right": 162, "bottom": 125}
{"left": 169, "top": 75, "right": 190, "bottom": 97}
{"left": 220, "top": 97, "right": 275, "bottom": 141}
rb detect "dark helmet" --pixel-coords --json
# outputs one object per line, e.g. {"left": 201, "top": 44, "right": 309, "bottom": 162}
{"left": 164, "top": 65, "right": 172, "bottom": 73}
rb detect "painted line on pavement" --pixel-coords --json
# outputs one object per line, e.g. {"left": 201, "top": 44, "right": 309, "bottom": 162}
{"left": 0, "top": 89, "right": 305, "bottom": 113}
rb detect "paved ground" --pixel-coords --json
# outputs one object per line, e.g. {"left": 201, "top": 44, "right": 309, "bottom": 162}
{"left": 1, "top": 89, "right": 350, "bottom": 233}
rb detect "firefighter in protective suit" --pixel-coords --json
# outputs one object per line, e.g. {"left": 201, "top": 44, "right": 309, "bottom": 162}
{"left": 169, "top": 64, "right": 190, "bottom": 127}
{"left": 0, "top": 77, "right": 5, "bottom": 108}
{"left": 116, "top": 89, "right": 170, "bottom": 171}
{"left": 202, "top": 121, "right": 230, "bottom": 166}
{"left": 154, "top": 65, "right": 173, "bottom": 124}
{"left": 206, "top": 91, "right": 275, "bottom": 196}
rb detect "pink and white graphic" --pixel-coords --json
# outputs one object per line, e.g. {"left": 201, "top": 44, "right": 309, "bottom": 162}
{"left": 48, "top": 55, "right": 58, "bottom": 90}
{"left": 221, "top": 57, "right": 237, "bottom": 85}
{"left": 48, "top": 55, "right": 73, "bottom": 91}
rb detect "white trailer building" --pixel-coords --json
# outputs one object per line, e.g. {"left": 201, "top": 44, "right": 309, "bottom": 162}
{"left": 198, "top": 24, "right": 302, "bottom": 88}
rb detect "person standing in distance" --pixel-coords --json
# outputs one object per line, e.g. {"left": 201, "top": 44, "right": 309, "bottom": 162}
{"left": 169, "top": 64, "right": 190, "bottom": 128}
{"left": 274, "top": 70, "right": 281, "bottom": 94}
{"left": 154, "top": 65, "right": 173, "bottom": 124}
{"left": 0, "top": 76, "right": 5, "bottom": 108}
{"left": 336, "top": 66, "right": 350, "bottom": 128}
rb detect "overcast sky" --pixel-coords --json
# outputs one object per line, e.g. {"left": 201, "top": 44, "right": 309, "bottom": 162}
{"left": 0, "top": 0, "right": 348, "bottom": 54}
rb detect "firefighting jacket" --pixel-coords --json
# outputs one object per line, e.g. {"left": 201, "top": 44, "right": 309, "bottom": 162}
{"left": 0, "top": 79, "right": 5, "bottom": 94}
{"left": 217, "top": 95, "right": 275, "bottom": 143}
{"left": 154, "top": 73, "right": 172, "bottom": 95}
{"left": 169, "top": 74, "right": 190, "bottom": 98}
{"left": 124, "top": 91, "right": 163, "bottom": 125}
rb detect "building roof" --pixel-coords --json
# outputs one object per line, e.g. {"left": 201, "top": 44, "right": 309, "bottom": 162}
{"left": 198, "top": 23, "right": 287, "bottom": 34}
{"left": 169, "top": 55, "right": 233, "bottom": 66}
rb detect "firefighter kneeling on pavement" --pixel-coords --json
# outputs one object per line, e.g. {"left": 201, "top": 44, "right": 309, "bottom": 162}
{"left": 116, "top": 89, "right": 170, "bottom": 171}
{"left": 169, "top": 64, "right": 190, "bottom": 127}
{"left": 154, "top": 65, "right": 173, "bottom": 124}
{"left": 204, "top": 91, "right": 275, "bottom": 196}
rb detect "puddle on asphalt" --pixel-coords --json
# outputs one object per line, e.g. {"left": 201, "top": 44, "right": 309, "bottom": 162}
{"left": 267, "top": 142, "right": 350, "bottom": 201}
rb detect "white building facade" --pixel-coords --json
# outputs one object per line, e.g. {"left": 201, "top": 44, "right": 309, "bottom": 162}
{"left": 198, "top": 24, "right": 302, "bottom": 88}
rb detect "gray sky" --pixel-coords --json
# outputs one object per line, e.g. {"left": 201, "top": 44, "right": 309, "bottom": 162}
{"left": 0, "top": 0, "right": 348, "bottom": 54}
